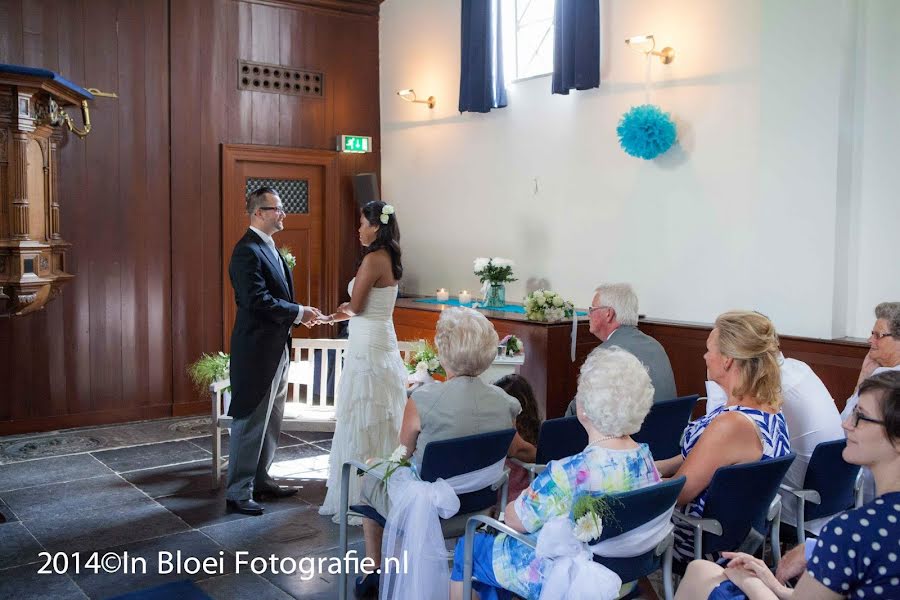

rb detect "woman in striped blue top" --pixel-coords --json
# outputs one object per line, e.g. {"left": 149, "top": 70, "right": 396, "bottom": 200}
{"left": 654, "top": 311, "right": 792, "bottom": 564}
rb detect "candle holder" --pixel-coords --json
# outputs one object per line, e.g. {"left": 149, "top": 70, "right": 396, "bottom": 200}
{"left": 435, "top": 288, "right": 449, "bottom": 302}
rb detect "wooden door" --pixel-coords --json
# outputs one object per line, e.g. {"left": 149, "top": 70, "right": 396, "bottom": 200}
{"left": 222, "top": 145, "right": 340, "bottom": 351}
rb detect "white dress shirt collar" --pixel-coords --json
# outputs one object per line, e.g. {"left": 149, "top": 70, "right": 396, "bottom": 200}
{"left": 249, "top": 225, "right": 276, "bottom": 248}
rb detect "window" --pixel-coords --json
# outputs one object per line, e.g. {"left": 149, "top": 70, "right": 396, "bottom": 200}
{"left": 503, "top": 0, "right": 555, "bottom": 82}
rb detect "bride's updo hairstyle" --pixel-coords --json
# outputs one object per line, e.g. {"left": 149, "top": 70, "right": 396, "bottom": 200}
{"left": 714, "top": 310, "right": 783, "bottom": 409}
{"left": 360, "top": 200, "right": 402, "bottom": 280}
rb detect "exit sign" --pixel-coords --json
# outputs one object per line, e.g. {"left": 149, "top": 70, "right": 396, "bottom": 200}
{"left": 338, "top": 135, "right": 372, "bottom": 153}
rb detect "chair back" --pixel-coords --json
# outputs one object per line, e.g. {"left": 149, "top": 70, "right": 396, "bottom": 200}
{"left": 419, "top": 428, "right": 516, "bottom": 514}
{"left": 632, "top": 394, "right": 699, "bottom": 459}
{"left": 802, "top": 439, "right": 860, "bottom": 520}
{"left": 700, "top": 453, "right": 796, "bottom": 555}
{"left": 588, "top": 477, "right": 686, "bottom": 583}
{"left": 535, "top": 416, "right": 588, "bottom": 464}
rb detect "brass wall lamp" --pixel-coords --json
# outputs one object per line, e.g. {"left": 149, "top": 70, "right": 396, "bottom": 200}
{"left": 397, "top": 88, "right": 435, "bottom": 109}
{"left": 625, "top": 35, "right": 675, "bottom": 65}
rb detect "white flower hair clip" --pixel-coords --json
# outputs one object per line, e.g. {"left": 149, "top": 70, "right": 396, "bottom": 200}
{"left": 380, "top": 204, "right": 395, "bottom": 224}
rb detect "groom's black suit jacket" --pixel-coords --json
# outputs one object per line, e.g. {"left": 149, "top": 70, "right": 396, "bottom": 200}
{"left": 228, "top": 229, "right": 298, "bottom": 419}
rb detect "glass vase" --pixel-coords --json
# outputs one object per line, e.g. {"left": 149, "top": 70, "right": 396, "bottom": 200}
{"left": 485, "top": 283, "right": 506, "bottom": 308}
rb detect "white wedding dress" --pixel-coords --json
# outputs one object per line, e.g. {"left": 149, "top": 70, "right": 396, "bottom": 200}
{"left": 319, "top": 278, "right": 408, "bottom": 523}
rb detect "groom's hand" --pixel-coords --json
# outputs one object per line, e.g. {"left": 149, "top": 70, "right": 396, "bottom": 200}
{"left": 300, "top": 306, "right": 323, "bottom": 326}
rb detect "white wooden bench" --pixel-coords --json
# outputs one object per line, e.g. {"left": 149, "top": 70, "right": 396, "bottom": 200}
{"left": 209, "top": 339, "right": 524, "bottom": 487}
{"left": 210, "top": 338, "right": 415, "bottom": 487}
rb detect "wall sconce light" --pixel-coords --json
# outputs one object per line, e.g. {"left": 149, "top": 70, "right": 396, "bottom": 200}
{"left": 397, "top": 89, "right": 435, "bottom": 109}
{"left": 625, "top": 34, "right": 675, "bottom": 65}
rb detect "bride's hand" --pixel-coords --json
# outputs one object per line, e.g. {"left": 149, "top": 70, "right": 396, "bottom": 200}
{"left": 337, "top": 302, "right": 351, "bottom": 314}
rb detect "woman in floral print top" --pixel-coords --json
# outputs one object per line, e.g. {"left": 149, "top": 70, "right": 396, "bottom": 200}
{"left": 449, "top": 347, "right": 661, "bottom": 600}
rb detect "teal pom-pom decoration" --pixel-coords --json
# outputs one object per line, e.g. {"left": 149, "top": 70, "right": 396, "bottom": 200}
{"left": 617, "top": 104, "right": 677, "bottom": 160}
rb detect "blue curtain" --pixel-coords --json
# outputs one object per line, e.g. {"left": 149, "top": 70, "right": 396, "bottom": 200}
{"left": 552, "top": 0, "right": 600, "bottom": 95}
{"left": 459, "top": 0, "right": 508, "bottom": 113}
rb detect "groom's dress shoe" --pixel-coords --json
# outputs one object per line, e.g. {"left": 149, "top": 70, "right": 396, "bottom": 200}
{"left": 226, "top": 498, "right": 264, "bottom": 515}
{"left": 253, "top": 481, "right": 299, "bottom": 500}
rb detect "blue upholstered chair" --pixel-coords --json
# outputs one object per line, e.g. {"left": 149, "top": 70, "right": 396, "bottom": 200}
{"left": 672, "top": 453, "right": 796, "bottom": 566}
{"left": 632, "top": 394, "right": 700, "bottom": 459}
{"left": 510, "top": 415, "right": 588, "bottom": 482}
{"left": 337, "top": 428, "right": 516, "bottom": 600}
{"left": 778, "top": 439, "right": 863, "bottom": 544}
{"left": 461, "top": 477, "right": 687, "bottom": 600}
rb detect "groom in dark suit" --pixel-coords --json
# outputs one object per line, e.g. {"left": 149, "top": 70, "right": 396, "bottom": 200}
{"left": 226, "top": 187, "right": 321, "bottom": 515}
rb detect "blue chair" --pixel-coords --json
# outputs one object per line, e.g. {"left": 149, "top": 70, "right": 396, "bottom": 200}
{"left": 778, "top": 439, "right": 862, "bottom": 544}
{"left": 337, "top": 428, "right": 516, "bottom": 600}
{"left": 672, "top": 453, "right": 796, "bottom": 566}
{"left": 461, "top": 477, "right": 687, "bottom": 600}
{"left": 510, "top": 415, "right": 588, "bottom": 482}
{"left": 632, "top": 394, "right": 699, "bottom": 459}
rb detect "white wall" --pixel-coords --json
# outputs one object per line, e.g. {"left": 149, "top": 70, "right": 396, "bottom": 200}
{"left": 379, "top": 0, "right": 898, "bottom": 339}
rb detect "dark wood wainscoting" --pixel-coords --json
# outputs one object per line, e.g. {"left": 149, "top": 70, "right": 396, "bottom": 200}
{"left": 0, "top": 0, "right": 381, "bottom": 435}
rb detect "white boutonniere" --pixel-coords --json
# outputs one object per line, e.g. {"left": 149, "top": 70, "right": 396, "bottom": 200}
{"left": 278, "top": 246, "right": 296, "bottom": 270}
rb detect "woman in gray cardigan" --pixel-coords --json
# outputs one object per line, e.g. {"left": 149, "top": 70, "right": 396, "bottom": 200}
{"left": 356, "top": 307, "right": 531, "bottom": 597}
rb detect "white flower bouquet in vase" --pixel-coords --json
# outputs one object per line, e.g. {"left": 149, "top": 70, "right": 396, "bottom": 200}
{"left": 473, "top": 257, "right": 517, "bottom": 308}
{"left": 524, "top": 289, "right": 574, "bottom": 323}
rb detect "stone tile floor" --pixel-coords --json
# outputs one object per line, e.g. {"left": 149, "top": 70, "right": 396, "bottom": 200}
{"left": 0, "top": 418, "right": 667, "bottom": 599}
{"left": 0, "top": 418, "right": 359, "bottom": 599}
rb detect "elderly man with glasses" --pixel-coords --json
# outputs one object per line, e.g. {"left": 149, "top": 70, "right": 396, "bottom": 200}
{"left": 565, "top": 283, "right": 676, "bottom": 416}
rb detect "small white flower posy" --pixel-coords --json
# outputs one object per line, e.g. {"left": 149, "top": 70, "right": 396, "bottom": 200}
{"left": 573, "top": 513, "right": 604, "bottom": 543}
{"left": 389, "top": 445, "right": 408, "bottom": 463}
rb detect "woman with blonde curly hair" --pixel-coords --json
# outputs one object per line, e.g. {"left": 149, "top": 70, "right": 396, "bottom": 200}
{"left": 655, "top": 310, "right": 791, "bottom": 564}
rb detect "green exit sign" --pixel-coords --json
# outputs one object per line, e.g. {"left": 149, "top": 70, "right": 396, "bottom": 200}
{"left": 338, "top": 135, "right": 372, "bottom": 153}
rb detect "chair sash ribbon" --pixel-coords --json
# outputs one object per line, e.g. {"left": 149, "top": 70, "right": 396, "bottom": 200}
{"left": 379, "top": 458, "right": 507, "bottom": 600}
{"left": 589, "top": 507, "right": 674, "bottom": 558}
{"left": 535, "top": 516, "right": 622, "bottom": 600}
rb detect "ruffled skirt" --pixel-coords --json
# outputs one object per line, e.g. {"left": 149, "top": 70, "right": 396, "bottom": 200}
{"left": 319, "top": 332, "right": 408, "bottom": 523}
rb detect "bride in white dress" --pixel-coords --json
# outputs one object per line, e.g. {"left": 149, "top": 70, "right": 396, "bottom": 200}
{"left": 317, "top": 201, "right": 408, "bottom": 523}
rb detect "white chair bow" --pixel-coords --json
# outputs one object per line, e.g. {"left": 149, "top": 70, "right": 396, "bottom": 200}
{"left": 379, "top": 459, "right": 507, "bottom": 600}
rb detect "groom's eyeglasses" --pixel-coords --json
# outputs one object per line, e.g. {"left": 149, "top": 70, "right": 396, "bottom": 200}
{"left": 258, "top": 206, "right": 285, "bottom": 214}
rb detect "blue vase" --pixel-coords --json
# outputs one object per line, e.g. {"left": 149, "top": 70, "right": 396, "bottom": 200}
{"left": 485, "top": 283, "right": 506, "bottom": 308}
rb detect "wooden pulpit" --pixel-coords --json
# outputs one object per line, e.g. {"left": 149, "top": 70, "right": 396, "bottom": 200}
{"left": 0, "top": 64, "right": 94, "bottom": 316}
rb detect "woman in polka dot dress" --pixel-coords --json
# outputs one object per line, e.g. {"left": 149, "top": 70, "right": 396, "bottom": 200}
{"left": 674, "top": 370, "right": 900, "bottom": 600}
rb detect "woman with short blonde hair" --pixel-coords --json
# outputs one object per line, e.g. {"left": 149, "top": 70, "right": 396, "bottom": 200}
{"left": 434, "top": 307, "right": 499, "bottom": 377}
{"left": 656, "top": 310, "right": 791, "bottom": 564}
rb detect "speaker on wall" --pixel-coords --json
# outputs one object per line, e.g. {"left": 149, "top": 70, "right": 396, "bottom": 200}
{"left": 352, "top": 173, "right": 380, "bottom": 207}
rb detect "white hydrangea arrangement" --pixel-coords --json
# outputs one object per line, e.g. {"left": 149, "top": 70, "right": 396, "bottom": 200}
{"left": 524, "top": 289, "right": 574, "bottom": 323}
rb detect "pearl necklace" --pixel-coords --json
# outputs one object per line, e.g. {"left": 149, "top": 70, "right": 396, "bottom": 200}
{"left": 587, "top": 434, "right": 625, "bottom": 446}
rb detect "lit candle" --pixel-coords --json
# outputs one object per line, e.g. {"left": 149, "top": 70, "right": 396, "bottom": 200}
{"left": 436, "top": 288, "right": 449, "bottom": 302}
{"left": 458, "top": 290, "right": 472, "bottom": 304}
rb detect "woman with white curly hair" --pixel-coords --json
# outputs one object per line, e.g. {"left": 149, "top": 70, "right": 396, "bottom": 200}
{"left": 448, "top": 346, "right": 660, "bottom": 600}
